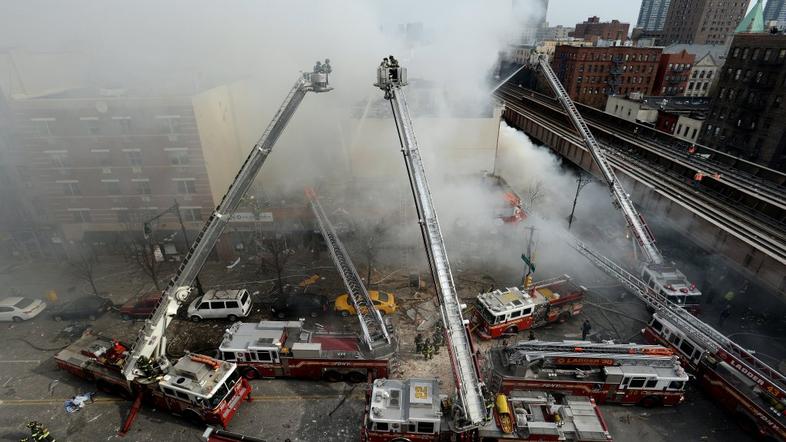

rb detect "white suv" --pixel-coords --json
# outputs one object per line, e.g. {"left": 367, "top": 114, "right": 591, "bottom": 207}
{"left": 187, "top": 289, "right": 252, "bottom": 322}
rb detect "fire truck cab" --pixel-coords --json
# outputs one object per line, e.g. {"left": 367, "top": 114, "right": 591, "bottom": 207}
{"left": 218, "top": 320, "right": 389, "bottom": 383}
{"left": 640, "top": 264, "right": 701, "bottom": 313}
{"left": 471, "top": 277, "right": 585, "bottom": 339}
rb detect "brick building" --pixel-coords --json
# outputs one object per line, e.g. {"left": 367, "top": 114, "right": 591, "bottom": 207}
{"left": 699, "top": 32, "right": 786, "bottom": 169}
{"left": 571, "top": 16, "right": 630, "bottom": 43}
{"left": 552, "top": 45, "right": 662, "bottom": 109}
{"left": 660, "top": 0, "right": 751, "bottom": 45}
{"left": 652, "top": 49, "right": 696, "bottom": 96}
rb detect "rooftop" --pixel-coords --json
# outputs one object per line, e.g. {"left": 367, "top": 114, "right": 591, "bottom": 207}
{"left": 160, "top": 355, "right": 235, "bottom": 399}
{"left": 368, "top": 378, "right": 442, "bottom": 425}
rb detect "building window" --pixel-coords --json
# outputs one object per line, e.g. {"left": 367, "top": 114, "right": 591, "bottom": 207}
{"left": 135, "top": 180, "right": 152, "bottom": 195}
{"left": 156, "top": 115, "right": 182, "bottom": 134}
{"left": 742, "top": 48, "right": 750, "bottom": 59}
{"left": 126, "top": 150, "right": 143, "bottom": 166}
{"left": 755, "top": 72, "right": 764, "bottom": 84}
{"left": 167, "top": 149, "right": 190, "bottom": 165}
{"left": 731, "top": 47, "right": 740, "bottom": 58}
{"left": 49, "top": 152, "right": 69, "bottom": 168}
{"left": 734, "top": 69, "right": 742, "bottom": 80}
{"left": 104, "top": 180, "right": 121, "bottom": 195}
{"left": 752, "top": 48, "right": 761, "bottom": 61}
{"left": 779, "top": 49, "right": 786, "bottom": 61}
{"left": 764, "top": 49, "right": 772, "bottom": 61}
{"left": 181, "top": 208, "right": 202, "bottom": 222}
{"left": 62, "top": 182, "right": 81, "bottom": 196}
{"left": 32, "top": 118, "right": 55, "bottom": 137}
{"left": 176, "top": 179, "right": 196, "bottom": 194}
{"left": 71, "top": 209, "right": 91, "bottom": 223}
{"left": 688, "top": 82, "right": 695, "bottom": 90}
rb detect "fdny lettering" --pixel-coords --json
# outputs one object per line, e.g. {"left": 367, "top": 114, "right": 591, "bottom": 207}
{"left": 333, "top": 362, "right": 352, "bottom": 366}
{"left": 726, "top": 356, "right": 784, "bottom": 399}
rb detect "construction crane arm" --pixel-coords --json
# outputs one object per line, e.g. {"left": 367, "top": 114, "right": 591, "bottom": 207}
{"left": 122, "top": 65, "right": 333, "bottom": 381}
{"left": 537, "top": 59, "right": 663, "bottom": 265}
{"left": 304, "top": 188, "right": 391, "bottom": 351}
{"left": 375, "top": 59, "right": 487, "bottom": 430}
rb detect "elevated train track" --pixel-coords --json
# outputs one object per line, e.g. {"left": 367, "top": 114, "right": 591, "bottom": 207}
{"left": 494, "top": 84, "right": 786, "bottom": 296}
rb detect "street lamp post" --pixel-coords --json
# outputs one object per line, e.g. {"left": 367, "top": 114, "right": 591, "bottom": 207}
{"left": 142, "top": 200, "right": 204, "bottom": 296}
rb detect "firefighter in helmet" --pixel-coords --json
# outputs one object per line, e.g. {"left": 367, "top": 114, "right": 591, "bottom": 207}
{"left": 422, "top": 338, "right": 433, "bottom": 360}
{"left": 21, "top": 421, "right": 55, "bottom": 442}
{"left": 415, "top": 333, "right": 424, "bottom": 353}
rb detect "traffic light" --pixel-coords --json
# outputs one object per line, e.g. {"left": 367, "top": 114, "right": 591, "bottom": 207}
{"left": 524, "top": 274, "right": 533, "bottom": 289}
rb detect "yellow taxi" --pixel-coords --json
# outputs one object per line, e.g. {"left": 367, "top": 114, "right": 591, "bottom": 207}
{"left": 334, "top": 290, "right": 397, "bottom": 317}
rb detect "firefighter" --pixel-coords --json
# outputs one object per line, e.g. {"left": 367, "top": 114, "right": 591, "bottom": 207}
{"left": 724, "top": 290, "right": 736, "bottom": 305}
{"left": 415, "top": 333, "right": 424, "bottom": 353}
{"left": 528, "top": 330, "right": 536, "bottom": 341}
{"left": 422, "top": 338, "right": 433, "bottom": 360}
{"left": 388, "top": 55, "right": 399, "bottom": 68}
{"left": 22, "top": 421, "right": 55, "bottom": 442}
{"left": 581, "top": 319, "right": 592, "bottom": 341}
{"left": 719, "top": 304, "right": 732, "bottom": 326}
{"left": 314, "top": 60, "right": 323, "bottom": 73}
{"left": 432, "top": 328, "right": 444, "bottom": 348}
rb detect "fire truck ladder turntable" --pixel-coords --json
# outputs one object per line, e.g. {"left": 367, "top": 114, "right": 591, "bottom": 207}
{"left": 375, "top": 60, "right": 487, "bottom": 430}
{"left": 122, "top": 66, "right": 333, "bottom": 381}
{"left": 537, "top": 58, "right": 662, "bottom": 266}
{"left": 575, "top": 240, "right": 786, "bottom": 401}
{"left": 304, "top": 188, "right": 392, "bottom": 351}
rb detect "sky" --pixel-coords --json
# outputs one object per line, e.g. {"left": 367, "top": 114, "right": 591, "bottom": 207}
{"left": 546, "top": 0, "right": 641, "bottom": 27}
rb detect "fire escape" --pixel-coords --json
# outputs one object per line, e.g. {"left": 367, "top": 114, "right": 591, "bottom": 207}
{"left": 607, "top": 54, "right": 623, "bottom": 96}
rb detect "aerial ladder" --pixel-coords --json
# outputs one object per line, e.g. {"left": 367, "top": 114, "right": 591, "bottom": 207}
{"left": 375, "top": 57, "right": 488, "bottom": 431}
{"left": 575, "top": 240, "right": 786, "bottom": 404}
{"left": 536, "top": 58, "right": 661, "bottom": 265}
{"left": 304, "top": 187, "right": 392, "bottom": 353}
{"left": 122, "top": 62, "right": 333, "bottom": 382}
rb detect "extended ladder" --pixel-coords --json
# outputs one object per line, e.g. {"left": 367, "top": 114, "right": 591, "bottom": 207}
{"left": 509, "top": 340, "right": 674, "bottom": 355}
{"left": 123, "top": 68, "right": 332, "bottom": 381}
{"left": 304, "top": 188, "right": 391, "bottom": 350}
{"left": 575, "top": 241, "right": 786, "bottom": 400}
{"left": 515, "top": 351, "right": 680, "bottom": 369}
{"left": 538, "top": 59, "right": 662, "bottom": 265}
{"left": 376, "top": 62, "right": 487, "bottom": 429}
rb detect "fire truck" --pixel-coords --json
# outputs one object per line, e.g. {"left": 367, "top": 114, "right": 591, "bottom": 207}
{"left": 470, "top": 276, "right": 585, "bottom": 339}
{"left": 53, "top": 62, "right": 332, "bottom": 433}
{"left": 55, "top": 333, "right": 249, "bottom": 428}
{"left": 218, "top": 320, "right": 389, "bottom": 382}
{"left": 577, "top": 242, "right": 786, "bottom": 440}
{"left": 485, "top": 340, "right": 688, "bottom": 407}
{"left": 361, "top": 378, "right": 612, "bottom": 442}
{"left": 362, "top": 57, "right": 614, "bottom": 441}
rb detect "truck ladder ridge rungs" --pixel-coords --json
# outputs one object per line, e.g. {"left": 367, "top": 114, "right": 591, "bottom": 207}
{"left": 574, "top": 241, "right": 786, "bottom": 397}
{"left": 305, "top": 189, "right": 390, "bottom": 349}
{"left": 123, "top": 71, "right": 326, "bottom": 381}
{"left": 385, "top": 84, "right": 486, "bottom": 428}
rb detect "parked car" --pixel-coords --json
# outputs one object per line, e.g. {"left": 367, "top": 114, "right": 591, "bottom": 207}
{"left": 119, "top": 292, "right": 162, "bottom": 320}
{"left": 187, "top": 289, "right": 252, "bottom": 322}
{"left": 271, "top": 292, "right": 328, "bottom": 319}
{"left": 334, "top": 290, "right": 397, "bottom": 317}
{"left": 51, "top": 296, "right": 112, "bottom": 321}
{"left": 0, "top": 297, "right": 47, "bottom": 322}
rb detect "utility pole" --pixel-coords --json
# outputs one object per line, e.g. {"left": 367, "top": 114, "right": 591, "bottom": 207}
{"left": 567, "top": 173, "right": 592, "bottom": 230}
{"left": 491, "top": 104, "right": 506, "bottom": 177}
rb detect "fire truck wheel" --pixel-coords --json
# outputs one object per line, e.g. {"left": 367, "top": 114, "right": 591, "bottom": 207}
{"left": 558, "top": 311, "right": 571, "bottom": 323}
{"left": 390, "top": 438, "right": 413, "bottom": 442}
{"left": 639, "top": 396, "right": 662, "bottom": 408}
{"left": 505, "top": 326, "right": 518, "bottom": 334}
{"left": 241, "top": 367, "right": 259, "bottom": 380}
{"left": 323, "top": 371, "right": 343, "bottom": 382}
{"left": 12, "top": 316, "right": 23, "bottom": 322}
{"left": 346, "top": 371, "right": 366, "bottom": 383}
{"left": 182, "top": 409, "right": 204, "bottom": 426}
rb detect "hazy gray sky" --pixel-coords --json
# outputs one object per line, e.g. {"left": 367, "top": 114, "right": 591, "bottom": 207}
{"left": 546, "top": 0, "right": 641, "bottom": 27}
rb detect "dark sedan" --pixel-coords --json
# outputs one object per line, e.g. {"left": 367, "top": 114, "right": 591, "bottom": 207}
{"left": 271, "top": 292, "right": 328, "bottom": 319}
{"left": 51, "top": 296, "right": 113, "bottom": 321}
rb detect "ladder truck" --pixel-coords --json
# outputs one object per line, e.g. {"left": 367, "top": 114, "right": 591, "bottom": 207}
{"left": 536, "top": 58, "right": 701, "bottom": 311}
{"left": 53, "top": 62, "right": 333, "bottom": 433}
{"left": 304, "top": 187, "right": 393, "bottom": 355}
{"left": 485, "top": 340, "right": 688, "bottom": 407}
{"left": 576, "top": 241, "right": 786, "bottom": 440}
{"left": 374, "top": 57, "right": 488, "bottom": 432}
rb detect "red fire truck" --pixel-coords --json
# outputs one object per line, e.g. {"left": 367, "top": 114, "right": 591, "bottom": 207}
{"left": 485, "top": 340, "right": 688, "bottom": 407}
{"left": 218, "top": 320, "right": 390, "bottom": 383}
{"left": 55, "top": 333, "right": 251, "bottom": 427}
{"left": 470, "top": 276, "right": 585, "bottom": 339}
{"left": 361, "top": 378, "right": 612, "bottom": 442}
{"left": 644, "top": 313, "right": 786, "bottom": 440}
